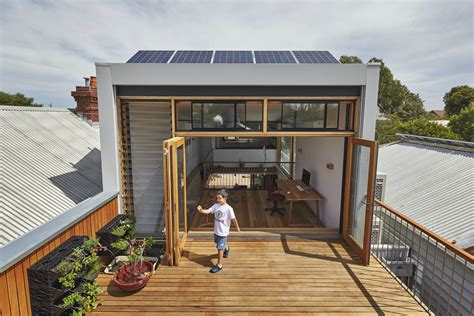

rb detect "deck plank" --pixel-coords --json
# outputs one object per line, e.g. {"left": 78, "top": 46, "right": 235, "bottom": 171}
{"left": 92, "top": 237, "right": 427, "bottom": 315}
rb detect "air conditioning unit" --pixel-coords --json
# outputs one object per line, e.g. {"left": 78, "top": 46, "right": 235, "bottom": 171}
{"left": 371, "top": 215, "right": 384, "bottom": 244}
{"left": 375, "top": 173, "right": 387, "bottom": 201}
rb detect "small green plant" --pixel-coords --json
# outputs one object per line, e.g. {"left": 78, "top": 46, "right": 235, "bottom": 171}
{"left": 71, "top": 247, "right": 86, "bottom": 261}
{"left": 82, "top": 253, "right": 99, "bottom": 267}
{"left": 111, "top": 238, "right": 129, "bottom": 251}
{"left": 111, "top": 226, "right": 127, "bottom": 237}
{"left": 61, "top": 292, "right": 84, "bottom": 309}
{"left": 59, "top": 271, "right": 77, "bottom": 289}
{"left": 81, "top": 238, "right": 99, "bottom": 253}
{"left": 54, "top": 259, "right": 72, "bottom": 274}
{"left": 82, "top": 281, "right": 103, "bottom": 312}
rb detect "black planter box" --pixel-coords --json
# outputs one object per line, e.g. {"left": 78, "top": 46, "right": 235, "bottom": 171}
{"left": 96, "top": 214, "right": 127, "bottom": 254}
{"left": 28, "top": 236, "right": 87, "bottom": 316}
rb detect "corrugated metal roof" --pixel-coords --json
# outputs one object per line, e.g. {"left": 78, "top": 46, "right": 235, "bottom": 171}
{"left": 0, "top": 106, "right": 102, "bottom": 247}
{"left": 377, "top": 139, "right": 474, "bottom": 247}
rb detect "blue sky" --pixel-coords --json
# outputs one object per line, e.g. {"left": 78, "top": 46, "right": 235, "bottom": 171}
{"left": 0, "top": 0, "right": 472, "bottom": 110}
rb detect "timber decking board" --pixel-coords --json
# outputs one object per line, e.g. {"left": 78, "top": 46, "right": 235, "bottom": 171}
{"left": 92, "top": 237, "right": 427, "bottom": 315}
{"left": 190, "top": 190, "right": 323, "bottom": 229}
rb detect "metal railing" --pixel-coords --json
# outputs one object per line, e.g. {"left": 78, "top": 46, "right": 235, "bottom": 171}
{"left": 371, "top": 199, "right": 473, "bottom": 316}
{"left": 202, "top": 161, "right": 294, "bottom": 189}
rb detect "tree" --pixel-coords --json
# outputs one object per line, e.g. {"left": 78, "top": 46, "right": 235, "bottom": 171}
{"left": 448, "top": 103, "right": 474, "bottom": 141}
{"left": 339, "top": 55, "right": 363, "bottom": 64}
{"left": 0, "top": 91, "right": 43, "bottom": 107}
{"left": 443, "top": 85, "right": 474, "bottom": 116}
{"left": 376, "top": 115, "right": 461, "bottom": 144}
{"left": 394, "top": 86, "right": 425, "bottom": 120}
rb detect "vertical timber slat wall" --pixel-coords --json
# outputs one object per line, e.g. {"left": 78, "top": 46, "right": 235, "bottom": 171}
{"left": 0, "top": 197, "right": 118, "bottom": 316}
{"left": 118, "top": 100, "right": 135, "bottom": 214}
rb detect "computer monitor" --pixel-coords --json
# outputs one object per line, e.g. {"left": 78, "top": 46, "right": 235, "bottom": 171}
{"left": 302, "top": 169, "right": 311, "bottom": 186}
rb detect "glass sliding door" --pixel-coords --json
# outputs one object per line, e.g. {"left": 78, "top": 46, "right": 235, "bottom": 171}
{"left": 343, "top": 137, "right": 378, "bottom": 265}
{"left": 163, "top": 137, "right": 187, "bottom": 266}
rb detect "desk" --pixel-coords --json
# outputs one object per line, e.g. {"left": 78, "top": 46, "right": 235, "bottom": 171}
{"left": 276, "top": 179, "right": 324, "bottom": 227}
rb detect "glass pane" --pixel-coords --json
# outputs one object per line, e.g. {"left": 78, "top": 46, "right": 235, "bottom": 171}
{"left": 267, "top": 101, "right": 282, "bottom": 130}
{"left": 283, "top": 103, "right": 325, "bottom": 129}
{"left": 192, "top": 103, "right": 202, "bottom": 129}
{"left": 176, "top": 101, "right": 192, "bottom": 130}
{"left": 177, "top": 146, "right": 186, "bottom": 238}
{"left": 326, "top": 103, "right": 338, "bottom": 128}
{"left": 348, "top": 145, "right": 370, "bottom": 247}
{"left": 236, "top": 103, "right": 246, "bottom": 129}
{"left": 245, "top": 101, "right": 263, "bottom": 130}
{"left": 281, "top": 137, "right": 292, "bottom": 173}
{"left": 202, "top": 103, "right": 235, "bottom": 128}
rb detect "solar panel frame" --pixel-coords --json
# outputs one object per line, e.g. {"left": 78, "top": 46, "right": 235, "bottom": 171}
{"left": 170, "top": 50, "right": 213, "bottom": 63}
{"left": 213, "top": 51, "right": 254, "bottom": 63}
{"left": 293, "top": 51, "right": 339, "bottom": 64}
{"left": 254, "top": 51, "right": 296, "bottom": 64}
{"left": 127, "top": 50, "right": 175, "bottom": 63}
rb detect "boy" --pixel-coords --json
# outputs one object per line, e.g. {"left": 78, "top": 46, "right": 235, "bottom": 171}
{"left": 197, "top": 189, "right": 240, "bottom": 273}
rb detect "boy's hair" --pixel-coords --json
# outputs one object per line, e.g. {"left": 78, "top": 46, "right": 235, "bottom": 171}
{"left": 216, "top": 189, "right": 228, "bottom": 198}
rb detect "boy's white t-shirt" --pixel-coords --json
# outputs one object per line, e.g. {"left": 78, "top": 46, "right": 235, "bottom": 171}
{"left": 210, "top": 203, "right": 235, "bottom": 237}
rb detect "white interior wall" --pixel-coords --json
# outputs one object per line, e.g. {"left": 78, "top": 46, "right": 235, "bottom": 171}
{"left": 295, "top": 137, "right": 345, "bottom": 228}
{"left": 213, "top": 149, "right": 277, "bottom": 162}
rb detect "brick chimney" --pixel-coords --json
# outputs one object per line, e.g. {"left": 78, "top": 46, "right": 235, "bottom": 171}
{"left": 71, "top": 76, "right": 99, "bottom": 123}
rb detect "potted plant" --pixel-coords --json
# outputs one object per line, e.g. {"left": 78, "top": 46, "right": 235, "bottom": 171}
{"left": 113, "top": 237, "right": 155, "bottom": 291}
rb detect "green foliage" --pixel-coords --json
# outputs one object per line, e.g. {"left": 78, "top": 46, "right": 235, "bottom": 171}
{"left": 0, "top": 91, "right": 43, "bottom": 107}
{"left": 111, "top": 238, "right": 130, "bottom": 251}
{"left": 443, "top": 85, "right": 474, "bottom": 116}
{"left": 111, "top": 226, "right": 127, "bottom": 237}
{"left": 376, "top": 115, "right": 461, "bottom": 144}
{"left": 59, "top": 271, "right": 78, "bottom": 289}
{"left": 448, "top": 103, "right": 474, "bottom": 141}
{"left": 61, "top": 292, "right": 85, "bottom": 309}
{"left": 339, "top": 55, "right": 363, "bottom": 64}
{"left": 54, "top": 259, "right": 72, "bottom": 274}
{"left": 82, "top": 281, "right": 103, "bottom": 312}
{"left": 81, "top": 238, "right": 99, "bottom": 253}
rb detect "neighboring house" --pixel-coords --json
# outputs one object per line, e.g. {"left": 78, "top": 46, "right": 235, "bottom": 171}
{"left": 378, "top": 134, "right": 473, "bottom": 249}
{"left": 430, "top": 109, "right": 447, "bottom": 119}
{"left": 0, "top": 104, "right": 102, "bottom": 247}
{"left": 376, "top": 134, "right": 473, "bottom": 315}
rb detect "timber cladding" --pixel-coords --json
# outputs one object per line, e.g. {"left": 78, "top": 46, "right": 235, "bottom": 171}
{"left": 0, "top": 197, "right": 118, "bottom": 316}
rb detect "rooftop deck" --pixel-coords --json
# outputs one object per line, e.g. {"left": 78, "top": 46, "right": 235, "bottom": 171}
{"left": 92, "top": 233, "right": 427, "bottom": 315}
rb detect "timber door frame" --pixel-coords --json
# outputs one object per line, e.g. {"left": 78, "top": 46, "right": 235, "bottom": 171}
{"left": 163, "top": 137, "right": 187, "bottom": 266}
{"left": 342, "top": 137, "right": 378, "bottom": 265}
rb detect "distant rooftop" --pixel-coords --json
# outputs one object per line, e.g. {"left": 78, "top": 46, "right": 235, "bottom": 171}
{"left": 378, "top": 134, "right": 474, "bottom": 249}
{"left": 0, "top": 106, "right": 102, "bottom": 247}
{"left": 127, "top": 50, "right": 340, "bottom": 64}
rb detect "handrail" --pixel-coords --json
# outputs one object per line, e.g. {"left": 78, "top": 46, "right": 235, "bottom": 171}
{"left": 374, "top": 198, "right": 473, "bottom": 263}
{"left": 0, "top": 191, "right": 119, "bottom": 273}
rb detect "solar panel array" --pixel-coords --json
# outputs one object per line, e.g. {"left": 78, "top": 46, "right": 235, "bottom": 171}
{"left": 213, "top": 51, "right": 253, "bottom": 63}
{"left": 293, "top": 51, "right": 339, "bottom": 64}
{"left": 127, "top": 50, "right": 339, "bottom": 64}
{"left": 254, "top": 51, "right": 296, "bottom": 64}
{"left": 169, "top": 50, "right": 213, "bottom": 63}
{"left": 127, "top": 50, "right": 174, "bottom": 63}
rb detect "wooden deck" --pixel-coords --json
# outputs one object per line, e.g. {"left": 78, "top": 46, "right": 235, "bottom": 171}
{"left": 190, "top": 190, "right": 323, "bottom": 229}
{"left": 92, "top": 233, "right": 427, "bottom": 315}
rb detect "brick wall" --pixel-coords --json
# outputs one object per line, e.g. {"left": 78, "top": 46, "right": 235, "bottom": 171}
{"left": 71, "top": 76, "right": 99, "bottom": 123}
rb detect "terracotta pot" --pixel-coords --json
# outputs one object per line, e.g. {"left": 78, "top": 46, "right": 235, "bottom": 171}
{"left": 113, "top": 261, "right": 153, "bottom": 291}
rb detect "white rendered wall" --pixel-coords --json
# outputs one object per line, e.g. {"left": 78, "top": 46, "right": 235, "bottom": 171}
{"left": 295, "top": 137, "right": 345, "bottom": 228}
{"left": 213, "top": 149, "right": 277, "bottom": 162}
{"left": 96, "top": 65, "right": 121, "bottom": 206}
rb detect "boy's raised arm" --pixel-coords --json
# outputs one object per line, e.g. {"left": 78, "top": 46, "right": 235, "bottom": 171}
{"left": 197, "top": 205, "right": 212, "bottom": 215}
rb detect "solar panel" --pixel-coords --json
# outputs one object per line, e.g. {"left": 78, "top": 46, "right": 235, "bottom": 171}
{"left": 170, "top": 50, "right": 213, "bottom": 63}
{"left": 254, "top": 51, "right": 296, "bottom": 64}
{"left": 127, "top": 50, "right": 174, "bottom": 63}
{"left": 293, "top": 51, "right": 339, "bottom": 64}
{"left": 213, "top": 51, "right": 253, "bottom": 63}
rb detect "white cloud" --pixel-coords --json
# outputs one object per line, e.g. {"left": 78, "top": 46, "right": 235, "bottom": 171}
{"left": 0, "top": 0, "right": 472, "bottom": 109}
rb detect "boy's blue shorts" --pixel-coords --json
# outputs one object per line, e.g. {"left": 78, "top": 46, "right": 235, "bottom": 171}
{"left": 214, "top": 234, "right": 228, "bottom": 250}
